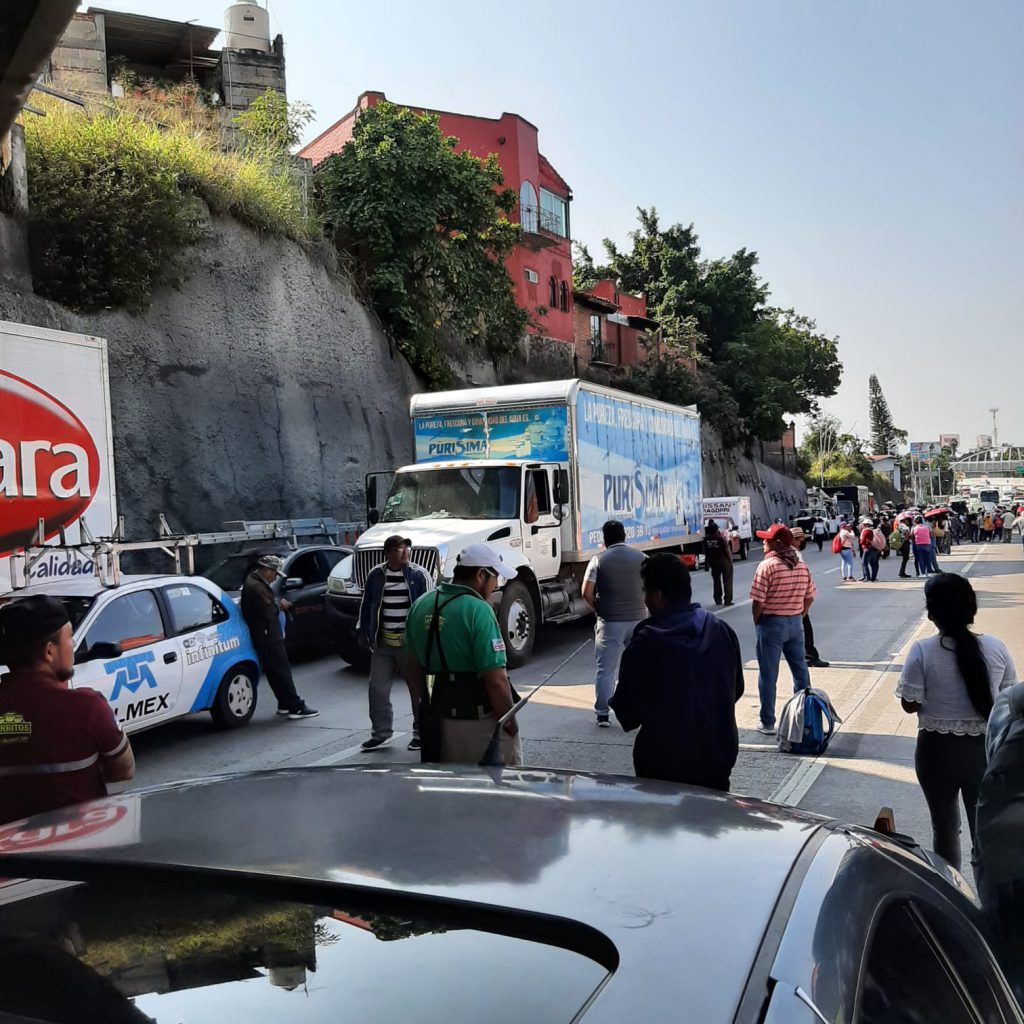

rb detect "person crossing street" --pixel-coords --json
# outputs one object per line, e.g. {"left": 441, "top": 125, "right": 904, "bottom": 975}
{"left": 702, "top": 520, "right": 734, "bottom": 607}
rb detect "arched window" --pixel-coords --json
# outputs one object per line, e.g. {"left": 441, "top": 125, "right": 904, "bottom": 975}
{"left": 559, "top": 281, "right": 569, "bottom": 312}
{"left": 548, "top": 276, "right": 558, "bottom": 308}
{"left": 519, "top": 181, "right": 538, "bottom": 233}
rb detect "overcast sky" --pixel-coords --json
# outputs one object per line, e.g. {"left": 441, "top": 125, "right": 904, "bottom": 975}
{"left": 86, "top": 1, "right": 1023, "bottom": 450}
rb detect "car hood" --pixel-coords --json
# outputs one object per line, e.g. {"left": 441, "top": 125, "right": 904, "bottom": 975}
{"left": 355, "top": 519, "right": 514, "bottom": 551}
{"left": 0, "top": 767, "right": 829, "bottom": 1022}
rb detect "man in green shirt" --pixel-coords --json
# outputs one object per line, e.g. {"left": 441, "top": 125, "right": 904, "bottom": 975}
{"left": 405, "top": 543, "right": 522, "bottom": 765}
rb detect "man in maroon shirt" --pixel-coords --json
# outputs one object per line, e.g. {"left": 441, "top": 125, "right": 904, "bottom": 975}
{"left": 0, "top": 595, "right": 135, "bottom": 824}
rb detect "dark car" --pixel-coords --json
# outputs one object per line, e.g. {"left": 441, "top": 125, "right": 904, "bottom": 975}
{"left": 203, "top": 544, "right": 350, "bottom": 652}
{"left": 0, "top": 767, "right": 1019, "bottom": 1022}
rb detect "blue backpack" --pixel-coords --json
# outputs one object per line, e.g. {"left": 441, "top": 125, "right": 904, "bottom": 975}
{"left": 779, "top": 690, "right": 837, "bottom": 755}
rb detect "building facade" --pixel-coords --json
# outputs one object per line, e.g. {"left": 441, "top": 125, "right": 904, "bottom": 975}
{"left": 572, "top": 279, "right": 659, "bottom": 373}
{"left": 299, "top": 91, "right": 575, "bottom": 345}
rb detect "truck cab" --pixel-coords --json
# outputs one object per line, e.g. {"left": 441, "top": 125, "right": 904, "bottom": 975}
{"left": 328, "top": 459, "right": 579, "bottom": 668}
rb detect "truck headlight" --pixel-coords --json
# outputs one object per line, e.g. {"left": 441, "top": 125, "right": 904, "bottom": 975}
{"left": 327, "top": 576, "right": 348, "bottom": 595}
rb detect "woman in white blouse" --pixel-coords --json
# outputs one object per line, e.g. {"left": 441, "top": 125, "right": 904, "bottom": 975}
{"left": 895, "top": 574, "right": 1017, "bottom": 870}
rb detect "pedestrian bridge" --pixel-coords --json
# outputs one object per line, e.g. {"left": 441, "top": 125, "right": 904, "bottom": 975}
{"left": 951, "top": 446, "right": 1024, "bottom": 480}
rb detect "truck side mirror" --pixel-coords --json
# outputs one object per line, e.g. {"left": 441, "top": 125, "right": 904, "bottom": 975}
{"left": 554, "top": 469, "right": 569, "bottom": 505}
{"left": 368, "top": 508, "right": 381, "bottom": 525}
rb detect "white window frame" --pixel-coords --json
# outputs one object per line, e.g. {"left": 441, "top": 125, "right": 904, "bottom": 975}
{"left": 520, "top": 181, "right": 539, "bottom": 233}
{"left": 539, "top": 187, "right": 567, "bottom": 238}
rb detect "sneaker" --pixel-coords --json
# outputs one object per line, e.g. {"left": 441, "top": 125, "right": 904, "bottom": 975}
{"left": 756, "top": 724, "right": 775, "bottom": 736}
{"left": 807, "top": 658, "right": 831, "bottom": 668}
{"left": 288, "top": 705, "right": 319, "bottom": 720}
{"left": 596, "top": 714, "right": 610, "bottom": 728}
{"left": 360, "top": 735, "right": 391, "bottom": 751}
{"left": 276, "top": 707, "right": 291, "bottom": 716}
{"left": 407, "top": 737, "right": 421, "bottom": 751}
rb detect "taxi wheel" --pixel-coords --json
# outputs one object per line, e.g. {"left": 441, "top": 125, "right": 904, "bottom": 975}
{"left": 498, "top": 579, "right": 536, "bottom": 670}
{"left": 210, "top": 666, "right": 258, "bottom": 729}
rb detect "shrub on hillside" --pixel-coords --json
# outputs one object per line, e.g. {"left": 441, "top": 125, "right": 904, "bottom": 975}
{"left": 22, "top": 88, "right": 317, "bottom": 312}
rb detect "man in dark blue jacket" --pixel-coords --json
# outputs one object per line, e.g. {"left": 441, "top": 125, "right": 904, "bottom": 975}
{"left": 610, "top": 554, "right": 744, "bottom": 791}
{"left": 356, "top": 536, "right": 434, "bottom": 751}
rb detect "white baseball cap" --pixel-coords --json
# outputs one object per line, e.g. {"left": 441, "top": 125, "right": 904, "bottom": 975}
{"left": 456, "top": 542, "right": 516, "bottom": 582}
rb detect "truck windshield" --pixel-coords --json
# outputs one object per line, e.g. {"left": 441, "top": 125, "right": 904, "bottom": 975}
{"left": 383, "top": 467, "right": 521, "bottom": 522}
{"left": 979, "top": 490, "right": 999, "bottom": 504}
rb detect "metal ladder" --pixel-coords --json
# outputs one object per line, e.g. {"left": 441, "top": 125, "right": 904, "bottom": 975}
{"left": 8, "top": 515, "right": 364, "bottom": 591}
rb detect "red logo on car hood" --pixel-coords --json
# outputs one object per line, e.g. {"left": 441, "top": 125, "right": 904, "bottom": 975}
{"left": 0, "top": 370, "right": 101, "bottom": 557}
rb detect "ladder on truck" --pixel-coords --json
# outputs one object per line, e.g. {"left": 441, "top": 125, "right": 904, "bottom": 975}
{"left": 8, "top": 515, "right": 364, "bottom": 591}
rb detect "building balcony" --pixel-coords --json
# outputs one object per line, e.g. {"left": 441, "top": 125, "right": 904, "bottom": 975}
{"left": 518, "top": 205, "right": 566, "bottom": 249}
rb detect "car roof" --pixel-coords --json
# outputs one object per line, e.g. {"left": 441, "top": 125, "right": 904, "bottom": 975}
{"left": 0, "top": 766, "right": 827, "bottom": 1021}
{"left": 4, "top": 574, "right": 202, "bottom": 599}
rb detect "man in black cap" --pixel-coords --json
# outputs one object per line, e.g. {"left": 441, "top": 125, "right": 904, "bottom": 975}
{"left": 240, "top": 555, "right": 318, "bottom": 720}
{"left": 0, "top": 595, "right": 135, "bottom": 824}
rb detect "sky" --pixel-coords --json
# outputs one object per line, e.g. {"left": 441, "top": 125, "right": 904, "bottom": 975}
{"left": 83, "top": 1, "right": 1024, "bottom": 450}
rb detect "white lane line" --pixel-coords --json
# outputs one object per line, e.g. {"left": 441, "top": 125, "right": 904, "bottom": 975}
{"left": 304, "top": 733, "right": 408, "bottom": 767}
{"left": 822, "top": 567, "right": 839, "bottom": 575}
{"left": 714, "top": 598, "right": 752, "bottom": 613}
{"left": 772, "top": 756, "right": 829, "bottom": 806}
{"left": 960, "top": 543, "right": 985, "bottom": 577}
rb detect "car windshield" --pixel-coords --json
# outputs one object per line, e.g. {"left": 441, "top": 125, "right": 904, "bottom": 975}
{"left": 382, "top": 467, "right": 521, "bottom": 522}
{"left": 0, "top": 879, "right": 608, "bottom": 1024}
{"left": 204, "top": 553, "right": 262, "bottom": 591}
{"left": 56, "top": 596, "right": 97, "bottom": 632}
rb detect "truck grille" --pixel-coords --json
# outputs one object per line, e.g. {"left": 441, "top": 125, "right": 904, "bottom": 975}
{"left": 353, "top": 547, "right": 441, "bottom": 588}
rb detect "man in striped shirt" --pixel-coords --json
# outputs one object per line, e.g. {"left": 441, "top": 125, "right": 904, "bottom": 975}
{"left": 357, "top": 536, "right": 434, "bottom": 752}
{"left": 749, "top": 524, "right": 816, "bottom": 735}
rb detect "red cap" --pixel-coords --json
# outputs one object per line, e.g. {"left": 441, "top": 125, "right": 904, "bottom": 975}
{"left": 755, "top": 523, "right": 794, "bottom": 546}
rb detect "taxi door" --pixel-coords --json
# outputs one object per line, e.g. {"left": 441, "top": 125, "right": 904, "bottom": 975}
{"left": 73, "top": 588, "right": 184, "bottom": 732}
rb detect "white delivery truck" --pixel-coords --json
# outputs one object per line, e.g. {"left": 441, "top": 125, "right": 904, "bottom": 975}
{"left": 1, "top": 320, "right": 117, "bottom": 594}
{"left": 702, "top": 496, "right": 753, "bottom": 559}
{"left": 328, "top": 379, "right": 703, "bottom": 667}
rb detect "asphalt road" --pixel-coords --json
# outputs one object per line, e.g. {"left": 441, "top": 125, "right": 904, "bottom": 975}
{"left": 127, "top": 537, "right": 1024, "bottom": 860}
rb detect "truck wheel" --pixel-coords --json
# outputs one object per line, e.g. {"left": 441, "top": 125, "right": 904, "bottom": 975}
{"left": 498, "top": 579, "right": 536, "bottom": 669}
{"left": 337, "top": 633, "right": 371, "bottom": 673}
{"left": 209, "top": 666, "right": 257, "bottom": 729}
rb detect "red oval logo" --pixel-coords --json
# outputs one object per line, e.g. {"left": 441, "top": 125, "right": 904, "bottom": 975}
{"left": 0, "top": 370, "right": 100, "bottom": 557}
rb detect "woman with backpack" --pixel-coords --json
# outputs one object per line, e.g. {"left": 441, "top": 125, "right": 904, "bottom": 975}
{"left": 894, "top": 574, "right": 1017, "bottom": 870}
{"left": 835, "top": 522, "right": 856, "bottom": 581}
{"left": 859, "top": 522, "right": 877, "bottom": 581}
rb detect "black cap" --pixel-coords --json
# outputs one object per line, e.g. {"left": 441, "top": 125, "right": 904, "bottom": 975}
{"left": 0, "top": 595, "right": 70, "bottom": 661}
{"left": 383, "top": 535, "right": 412, "bottom": 553}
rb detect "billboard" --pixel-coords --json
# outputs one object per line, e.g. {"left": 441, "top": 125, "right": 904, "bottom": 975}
{"left": 976, "top": 434, "right": 993, "bottom": 450}
{"left": 939, "top": 434, "right": 959, "bottom": 450}
{"left": 413, "top": 405, "right": 569, "bottom": 462}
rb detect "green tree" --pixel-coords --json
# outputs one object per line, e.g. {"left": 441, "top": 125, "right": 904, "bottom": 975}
{"left": 597, "top": 207, "right": 841, "bottom": 440}
{"left": 867, "top": 374, "right": 906, "bottom": 454}
{"left": 233, "top": 89, "right": 315, "bottom": 161}
{"left": 315, "top": 102, "right": 528, "bottom": 385}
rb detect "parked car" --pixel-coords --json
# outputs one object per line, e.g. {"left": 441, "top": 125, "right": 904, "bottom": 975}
{"left": 204, "top": 544, "right": 350, "bottom": 652}
{"left": 0, "top": 766, "right": 1019, "bottom": 1022}
{"left": 0, "top": 575, "right": 261, "bottom": 732}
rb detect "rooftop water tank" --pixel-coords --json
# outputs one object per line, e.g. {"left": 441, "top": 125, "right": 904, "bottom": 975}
{"left": 223, "top": 3, "right": 270, "bottom": 52}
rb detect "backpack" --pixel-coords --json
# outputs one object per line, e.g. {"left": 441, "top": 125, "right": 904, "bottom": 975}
{"left": 871, "top": 530, "right": 887, "bottom": 551}
{"left": 778, "top": 689, "right": 837, "bottom": 755}
{"left": 888, "top": 529, "right": 904, "bottom": 551}
{"left": 976, "top": 684, "right": 1024, "bottom": 924}
{"left": 831, "top": 534, "right": 843, "bottom": 554}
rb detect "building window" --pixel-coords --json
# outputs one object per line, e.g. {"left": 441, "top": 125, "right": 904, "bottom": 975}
{"left": 539, "top": 188, "right": 568, "bottom": 238}
{"left": 589, "top": 314, "right": 601, "bottom": 340}
{"left": 559, "top": 281, "right": 569, "bottom": 312}
{"left": 524, "top": 268, "right": 538, "bottom": 284}
{"left": 548, "top": 276, "right": 558, "bottom": 308}
{"left": 520, "top": 181, "right": 538, "bottom": 233}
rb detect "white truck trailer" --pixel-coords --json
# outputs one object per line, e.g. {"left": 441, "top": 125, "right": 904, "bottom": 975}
{"left": 1, "top": 320, "right": 117, "bottom": 594}
{"left": 328, "top": 379, "right": 703, "bottom": 666}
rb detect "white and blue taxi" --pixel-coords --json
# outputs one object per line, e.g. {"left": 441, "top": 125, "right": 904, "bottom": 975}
{"left": 1, "top": 575, "right": 260, "bottom": 733}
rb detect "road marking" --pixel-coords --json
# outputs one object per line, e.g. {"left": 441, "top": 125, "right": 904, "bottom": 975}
{"left": 960, "top": 543, "right": 986, "bottom": 577}
{"left": 304, "top": 733, "right": 409, "bottom": 767}
{"left": 768, "top": 613, "right": 936, "bottom": 808}
{"left": 714, "top": 598, "right": 752, "bottom": 613}
{"left": 822, "top": 567, "right": 839, "bottom": 575}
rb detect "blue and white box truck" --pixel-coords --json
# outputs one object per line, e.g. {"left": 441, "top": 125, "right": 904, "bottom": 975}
{"left": 328, "top": 379, "right": 702, "bottom": 666}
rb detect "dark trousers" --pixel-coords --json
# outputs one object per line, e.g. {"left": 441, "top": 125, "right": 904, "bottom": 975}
{"left": 899, "top": 544, "right": 911, "bottom": 575}
{"left": 710, "top": 559, "right": 733, "bottom": 604}
{"left": 915, "top": 729, "right": 987, "bottom": 871}
{"left": 803, "top": 615, "right": 820, "bottom": 662}
{"left": 255, "top": 641, "right": 302, "bottom": 712}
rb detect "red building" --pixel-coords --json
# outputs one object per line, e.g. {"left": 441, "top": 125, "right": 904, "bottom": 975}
{"left": 573, "top": 279, "right": 660, "bottom": 372}
{"left": 299, "top": 91, "right": 575, "bottom": 345}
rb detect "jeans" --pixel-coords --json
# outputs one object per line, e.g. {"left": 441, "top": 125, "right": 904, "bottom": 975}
{"left": 915, "top": 729, "right": 987, "bottom": 871}
{"left": 255, "top": 641, "right": 303, "bottom": 713}
{"left": 755, "top": 614, "right": 811, "bottom": 728}
{"left": 840, "top": 548, "right": 854, "bottom": 578}
{"left": 861, "top": 548, "right": 873, "bottom": 579}
{"left": 899, "top": 544, "right": 911, "bottom": 575}
{"left": 865, "top": 548, "right": 880, "bottom": 580}
{"left": 594, "top": 618, "right": 639, "bottom": 716}
{"left": 913, "top": 543, "right": 931, "bottom": 575}
{"left": 368, "top": 646, "right": 420, "bottom": 740}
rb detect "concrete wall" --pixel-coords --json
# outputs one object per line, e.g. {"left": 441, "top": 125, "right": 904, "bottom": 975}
{"left": 0, "top": 124, "right": 31, "bottom": 292}
{"left": 0, "top": 215, "right": 418, "bottom": 539}
{"left": 49, "top": 12, "right": 107, "bottom": 94}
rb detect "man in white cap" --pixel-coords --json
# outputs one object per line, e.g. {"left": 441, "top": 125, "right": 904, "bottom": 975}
{"left": 405, "top": 542, "right": 521, "bottom": 764}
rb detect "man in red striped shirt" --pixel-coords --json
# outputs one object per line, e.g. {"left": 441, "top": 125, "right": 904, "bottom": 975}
{"left": 749, "top": 524, "right": 816, "bottom": 735}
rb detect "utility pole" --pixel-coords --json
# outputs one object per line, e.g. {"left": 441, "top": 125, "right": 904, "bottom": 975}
{"left": 990, "top": 407, "right": 999, "bottom": 450}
